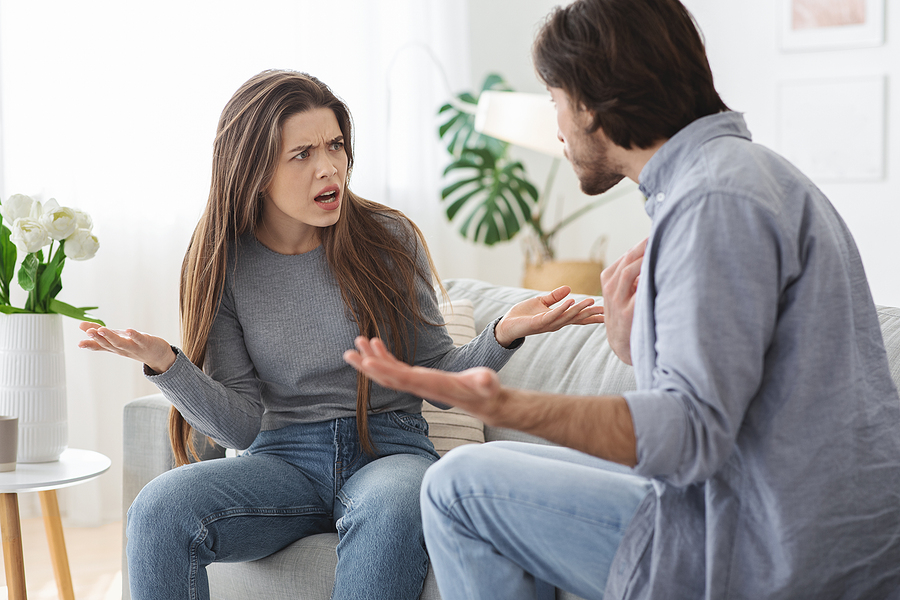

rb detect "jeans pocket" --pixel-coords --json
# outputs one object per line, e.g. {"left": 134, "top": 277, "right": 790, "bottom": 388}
{"left": 387, "top": 410, "right": 430, "bottom": 437}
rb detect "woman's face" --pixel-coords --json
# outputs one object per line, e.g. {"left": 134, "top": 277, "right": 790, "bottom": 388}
{"left": 261, "top": 108, "right": 349, "bottom": 250}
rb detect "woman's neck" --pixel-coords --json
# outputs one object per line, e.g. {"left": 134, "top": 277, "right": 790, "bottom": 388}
{"left": 255, "top": 221, "right": 322, "bottom": 255}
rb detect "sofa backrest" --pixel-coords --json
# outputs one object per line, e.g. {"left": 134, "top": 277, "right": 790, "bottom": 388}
{"left": 876, "top": 305, "right": 900, "bottom": 393}
{"left": 445, "top": 278, "right": 636, "bottom": 444}
{"left": 445, "top": 279, "right": 900, "bottom": 444}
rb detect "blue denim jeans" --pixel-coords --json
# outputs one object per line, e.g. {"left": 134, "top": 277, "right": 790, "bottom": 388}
{"left": 421, "top": 441, "right": 653, "bottom": 600}
{"left": 127, "top": 411, "right": 439, "bottom": 600}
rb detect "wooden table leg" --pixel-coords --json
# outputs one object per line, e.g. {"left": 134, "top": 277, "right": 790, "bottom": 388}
{"left": 38, "top": 491, "right": 74, "bottom": 600}
{"left": 0, "top": 492, "right": 27, "bottom": 600}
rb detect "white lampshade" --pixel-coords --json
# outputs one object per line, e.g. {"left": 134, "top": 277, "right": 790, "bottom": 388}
{"left": 474, "top": 91, "right": 565, "bottom": 158}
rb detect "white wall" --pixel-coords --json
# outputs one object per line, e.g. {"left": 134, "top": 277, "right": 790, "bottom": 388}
{"left": 462, "top": 0, "right": 900, "bottom": 307}
{"left": 0, "top": 0, "right": 472, "bottom": 525}
{"left": 451, "top": 0, "right": 651, "bottom": 287}
{"left": 685, "top": 0, "right": 900, "bottom": 307}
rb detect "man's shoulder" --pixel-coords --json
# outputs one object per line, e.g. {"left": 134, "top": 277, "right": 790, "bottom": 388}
{"left": 673, "top": 135, "right": 812, "bottom": 211}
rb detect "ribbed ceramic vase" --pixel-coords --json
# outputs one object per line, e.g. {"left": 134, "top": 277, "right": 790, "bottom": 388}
{"left": 0, "top": 313, "right": 68, "bottom": 462}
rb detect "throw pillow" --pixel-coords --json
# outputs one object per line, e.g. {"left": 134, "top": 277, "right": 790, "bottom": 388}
{"left": 422, "top": 299, "right": 486, "bottom": 456}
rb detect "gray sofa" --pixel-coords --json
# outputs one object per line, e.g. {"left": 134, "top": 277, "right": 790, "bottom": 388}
{"left": 122, "top": 277, "right": 900, "bottom": 600}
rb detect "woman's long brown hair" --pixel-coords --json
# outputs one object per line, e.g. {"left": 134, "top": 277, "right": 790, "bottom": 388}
{"left": 170, "top": 70, "right": 441, "bottom": 466}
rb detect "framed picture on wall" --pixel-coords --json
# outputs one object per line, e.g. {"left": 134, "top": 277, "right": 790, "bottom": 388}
{"left": 780, "top": 0, "right": 884, "bottom": 51}
{"left": 777, "top": 75, "right": 886, "bottom": 182}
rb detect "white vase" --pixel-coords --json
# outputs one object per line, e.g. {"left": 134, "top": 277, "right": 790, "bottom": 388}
{"left": 0, "top": 313, "right": 68, "bottom": 462}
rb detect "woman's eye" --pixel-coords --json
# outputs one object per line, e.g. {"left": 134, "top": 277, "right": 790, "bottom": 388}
{"left": 330, "top": 141, "right": 344, "bottom": 151}
{"left": 295, "top": 150, "right": 310, "bottom": 160}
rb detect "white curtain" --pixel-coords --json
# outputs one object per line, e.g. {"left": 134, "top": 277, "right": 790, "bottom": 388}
{"left": 0, "top": 0, "right": 471, "bottom": 525}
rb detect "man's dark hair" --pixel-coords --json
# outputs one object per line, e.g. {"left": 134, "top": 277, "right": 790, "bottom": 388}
{"left": 533, "top": 0, "right": 729, "bottom": 150}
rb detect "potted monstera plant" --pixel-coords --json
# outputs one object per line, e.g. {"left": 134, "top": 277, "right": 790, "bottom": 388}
{"left": 437, "top": 73, "right": 627, "bottom": 294}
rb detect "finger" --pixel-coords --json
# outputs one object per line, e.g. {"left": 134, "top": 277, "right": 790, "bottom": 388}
{"left": 539, "top": 298, "right": 576, "bottom": 324}
{"left": 577, "top": 314, "right": 605, "bottom": 325}
{"left": 540, "top": 285, "right": 572, "bottom": 307}
{"left": 353, "top": 336, "right": 377, "bottom": 358}
{"left": 95, "top": 327, "right": 134, "bottom": 350}
{"left": 547, "top": 298, "right": 595, "bottom": 325}
{"left": 85, "top": 328, "right": 115, "bottom": 349}
{"left": 624, "top": 237, "right": 648, "bottom": 262}
{"left": 343, "top": 349, "right": 364, "bottom": 369}
{"left": 78, "top": 338, "right": 109, "bottom": 352}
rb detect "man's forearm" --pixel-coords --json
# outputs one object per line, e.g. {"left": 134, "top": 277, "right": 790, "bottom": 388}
{"left": 491, "top": 387, "right": 638, "bottom": 467}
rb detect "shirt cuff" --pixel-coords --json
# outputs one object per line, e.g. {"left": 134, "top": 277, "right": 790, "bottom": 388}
{"left": 624, "top": 388, "right": 689, "bottom": 479}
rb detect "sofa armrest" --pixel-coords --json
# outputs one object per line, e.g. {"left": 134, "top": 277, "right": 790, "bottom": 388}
{"left": 122, "top": 393, "right": 226, "bottom": 600}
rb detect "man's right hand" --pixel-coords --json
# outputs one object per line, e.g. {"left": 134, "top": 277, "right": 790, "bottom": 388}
{"left": 600, "top": 237, "right": 647, "bottom": 365}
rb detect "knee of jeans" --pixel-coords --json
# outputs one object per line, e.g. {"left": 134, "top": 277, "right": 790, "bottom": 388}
{"left": 126, "top": 473, "right": 196, "bottom": 547}
{"left": 421, "top": 443, "right": 493, "bottom": 514}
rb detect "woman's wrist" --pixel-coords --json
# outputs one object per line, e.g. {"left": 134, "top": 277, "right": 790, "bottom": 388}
{"left": 493, "top": 317, "right": 523, "bottom": 349}
{"left": 147, "top": 346, "right": 178, "bottom": 375}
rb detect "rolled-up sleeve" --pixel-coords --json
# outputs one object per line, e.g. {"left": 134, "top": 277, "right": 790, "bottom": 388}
{"left": 626, "top": 191, "right": 788, "bottom": 486}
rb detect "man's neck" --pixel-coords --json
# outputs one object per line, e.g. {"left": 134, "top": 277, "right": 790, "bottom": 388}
{"left": 618, "top": 138, "right": 667, "bottom": 184}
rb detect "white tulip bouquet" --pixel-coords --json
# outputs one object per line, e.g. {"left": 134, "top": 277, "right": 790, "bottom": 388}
{"left": 0, "top": 194, "right": 104, "bottom": 324}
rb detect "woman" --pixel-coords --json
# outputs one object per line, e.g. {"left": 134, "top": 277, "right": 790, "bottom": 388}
{"left": 79, "top": 69, "right": 601, "bottom": 600}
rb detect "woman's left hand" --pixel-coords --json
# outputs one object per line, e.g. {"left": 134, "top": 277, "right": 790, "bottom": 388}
{"left": 494, "top": 285, "right": 604, "bottom": 348}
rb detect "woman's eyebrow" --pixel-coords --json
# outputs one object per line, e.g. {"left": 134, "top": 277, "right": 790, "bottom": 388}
{"left": 286, "top": 143, "right": 312, "bottom": 154}
{"left": 286, "top": 135, "right": 343, "bottom": 154}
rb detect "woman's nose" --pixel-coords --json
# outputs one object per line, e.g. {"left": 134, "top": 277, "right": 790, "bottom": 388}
{"left": 316, "top": 158, "right": 338, "bottom": 179}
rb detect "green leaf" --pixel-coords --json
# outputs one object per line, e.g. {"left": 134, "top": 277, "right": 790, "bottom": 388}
{"left": 442, "top": 158, "right": 481, "bottom": 177}
{"left": 480, "top": 73, "right": 512, "bottom": 93}
{"left": 37, "top": 242, "right": 66, "bottom": 306}
{"left": 438, "top": 113, "right": 461, "bottom": 139}
{"left": 0, "top": 222, "right": 15, "bottom": 303}
{"left": 440, "top": 176, "right": 481, "bottom": 199}
{"left": 48, "top": 299, "right": 105, "bottom": 326}
{"left": 506, "top": 182, "right": 533, "bottom": 222}
{"left": 436, "top": 72, "right": 539, "bottom": 247}
{"left": 445, "top": 188, "right": 482, "bottom": 220}
{"left": 18, "top": 253, "right": 39, "bottom": 292}
{"left": 0, "top": 305, "right": 32, "bottom": 315}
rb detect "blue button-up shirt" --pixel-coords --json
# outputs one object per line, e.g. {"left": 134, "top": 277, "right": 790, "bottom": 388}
{"left": 607, "top": 112, "right": 900, "bottom": 599}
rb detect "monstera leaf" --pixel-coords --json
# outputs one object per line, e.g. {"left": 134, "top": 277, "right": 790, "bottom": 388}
{"left": 438, "top": 74, "right": 540, "bottom": 246}
{"left": 438, "top": 73, "right": 510, "bottom": 159}
{"left": 441, "top": 147, "right": 539, "bottom": 245}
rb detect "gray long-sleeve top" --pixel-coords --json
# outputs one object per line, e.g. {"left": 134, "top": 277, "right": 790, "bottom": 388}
{"left": 607, "top": 112, "right": 900, "bottom": 599}
{"left": 147, "top": 225, "right": 518, "bottom": 450}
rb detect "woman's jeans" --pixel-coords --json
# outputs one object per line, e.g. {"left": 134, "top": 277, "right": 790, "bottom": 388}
{"left": 127, "top": 411, "right": 438, "bottom": 600}
{"left": 421, "top": 441, "right": 653, "bottom": 600}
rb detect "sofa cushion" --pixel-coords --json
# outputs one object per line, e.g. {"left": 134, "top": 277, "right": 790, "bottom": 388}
{"left": 422, "top": 299, "right": 485, "bottom": 456}
{"left": 876, "top": 305, "right": 900, "bottom": 394}
{"left": 444, "top": 278, "right": 637, "bottom": 444}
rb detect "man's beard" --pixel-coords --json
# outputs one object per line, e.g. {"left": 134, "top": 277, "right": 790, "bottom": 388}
{"left": 570, "top": 135, "right": 626, "bottom": 196}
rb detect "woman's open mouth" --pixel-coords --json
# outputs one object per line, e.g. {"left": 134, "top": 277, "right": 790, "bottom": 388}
{"left": 315, "top": 186, "right": 341, "bottom": 210}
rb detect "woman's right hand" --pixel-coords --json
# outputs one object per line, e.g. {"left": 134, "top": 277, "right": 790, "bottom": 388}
{"left": 78, "top": 322, "right": 177, "bottom": 374}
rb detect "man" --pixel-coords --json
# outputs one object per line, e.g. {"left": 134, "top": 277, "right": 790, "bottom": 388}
{"left": 344, "top": 0, "right": 900, "bottom": 598}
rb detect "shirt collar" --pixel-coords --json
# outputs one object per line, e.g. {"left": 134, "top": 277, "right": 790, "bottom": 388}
{"left": 638, "top": 111, "right": 751, "bottom": 214}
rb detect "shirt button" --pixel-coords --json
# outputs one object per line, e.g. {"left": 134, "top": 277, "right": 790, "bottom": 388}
{"left": 656, "top": 192, "right": 665, "bottom": 202}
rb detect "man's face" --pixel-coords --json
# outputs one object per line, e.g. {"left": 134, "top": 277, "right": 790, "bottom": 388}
{"left": 549, "top": 87, "right": 625, "bottom": 196}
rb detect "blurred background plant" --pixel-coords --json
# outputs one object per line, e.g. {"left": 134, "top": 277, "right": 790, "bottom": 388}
{"left": 437, "top": 73, "right": 624, "bottom": 265}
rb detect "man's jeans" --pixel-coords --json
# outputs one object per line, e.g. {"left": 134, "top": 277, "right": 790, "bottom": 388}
{"left": 421, "top": 441, "right": 653, "bottom": 600}
{"left": 127, "top": 412, "right": 439, "bottom": 600}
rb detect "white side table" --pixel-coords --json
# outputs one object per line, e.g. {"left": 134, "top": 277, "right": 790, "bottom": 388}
{"left": 0, "top": 449, "right": 111, "bottom": 600}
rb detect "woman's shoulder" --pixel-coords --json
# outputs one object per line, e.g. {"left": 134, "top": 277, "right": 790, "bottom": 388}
{"left": 369, "top": 207, "right": 419, "bottom": 245}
